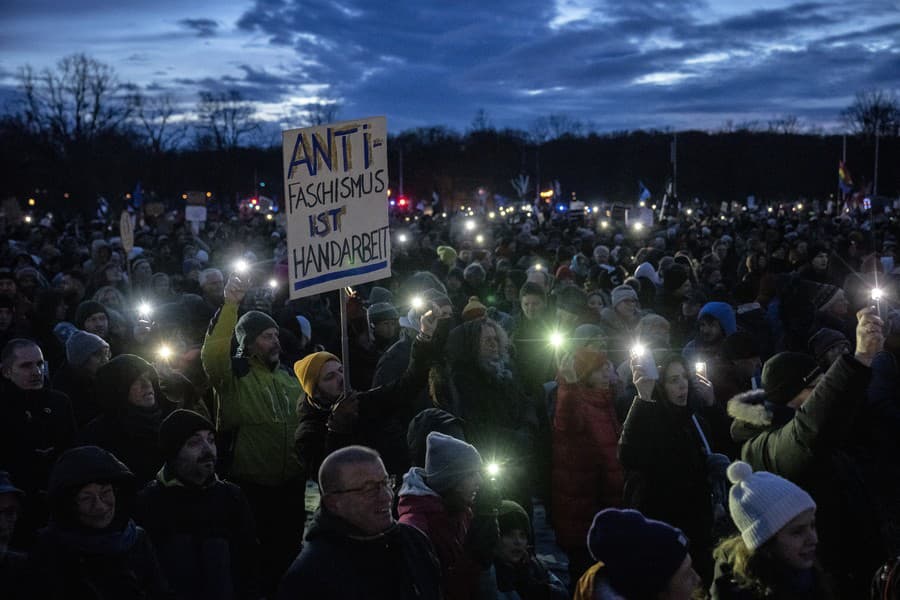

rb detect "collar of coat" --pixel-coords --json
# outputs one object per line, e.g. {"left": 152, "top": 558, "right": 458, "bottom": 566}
{"left": 157, "top": 465, "right": 221, "bottom": 489}
{"left": 727, "top": 388, "right": 795, "bottom": 428}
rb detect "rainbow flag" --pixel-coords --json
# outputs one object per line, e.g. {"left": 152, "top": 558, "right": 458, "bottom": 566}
{"left": 838, "top": 161, "right": 853, "bottom": 195}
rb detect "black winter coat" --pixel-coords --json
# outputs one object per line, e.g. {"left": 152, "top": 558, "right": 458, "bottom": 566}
{"left": 27, "top": 522, "right": 169, "bottom": 600}
{"left": 727, "top": 354, "right": 884, "bottom": 594}
{"left": 276, "top": 508, "right": 441, "bottom": 600}
{"left": 618, "top": 397, "right": 715, "bottom": 577}
{"left": 294, "top": 336, "right": 435, "bottom": 479}
{"left": 135, "top": 471, "right": 260, "bottom": 600}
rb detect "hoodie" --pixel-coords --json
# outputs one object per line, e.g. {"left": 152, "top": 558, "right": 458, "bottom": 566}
{"left": 698, "top": 302, "right": 737, "bottom": 337}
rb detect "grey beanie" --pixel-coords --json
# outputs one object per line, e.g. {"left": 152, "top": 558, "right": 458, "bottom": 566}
{"left": 367, "top": 302, "right": 399, "bottom": 324}
{"left": 66, "top": 330, "right": 110, "bottom": 366}
{"left": 235, "top": 310, "right": 278, "bottom": 350}
{"left": 425, "top": 431, "right": 482, "bottom": 494}
{"left": 368, "top": 286, "right": 394, "bottom": 305}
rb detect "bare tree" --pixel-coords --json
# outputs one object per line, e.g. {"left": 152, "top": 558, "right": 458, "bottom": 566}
{"left": 195, "top": 90, "right": 259, "bottom": 151}
{"left": 128, "top": 92, "right": 186, "bottom": 153}
{"left": 17, "top": 53, "right": 131, "bottom": 147}
{"left": 767, "top": 114, "right": 801, "bottom": 134}
{"left": 470, "top": 108, "right": 493, "bottom": 132}
{"left": 547, "top": 114, "right": 585, "bottom": 138}
{"left": 301, "top": 102, "right": 341, "bottom": 126}
{"left": 841, "top": 90, "right": 900, "bottom": 137}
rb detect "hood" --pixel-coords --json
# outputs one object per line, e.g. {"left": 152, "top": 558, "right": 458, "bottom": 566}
{"left": 445, "top": 319, "right": 485, "bottom": 365}
{"left": 698, "top": 302, "right": 737, "bottom": 336}
{"left": 398, "top": 467, "right": 441, "bottom": 498}
{"left": 727, "top": 388, "right": 796, "bottom": 443}
{"left": 304, "top": 506, "right": 396, "bottom": 543}
{"left": 47, "top": 446, "right": 134, "bottom": 522}
{"left": 406, "top": 408, "right": 466, "bottom": 468}
{"left": 94, "top": 354, "right": 161, "bottom": 414}
{"left": 634, "top": 262, "right": 661, "bottom": 286}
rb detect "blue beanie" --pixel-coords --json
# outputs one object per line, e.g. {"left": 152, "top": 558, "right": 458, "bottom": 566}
{"left": 587, "top": 509, "right": 689, "bottom": 597}
{"left": 698, "top": 302, "right": 737, "bottom": 336}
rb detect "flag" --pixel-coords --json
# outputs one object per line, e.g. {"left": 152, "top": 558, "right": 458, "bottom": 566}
{"left": 639, "top": 181, "right": 651, "bottom": 202}
{"left": 838, "top": 161, "right": 853, "bottom": 195}
{"left": 132, "top": 181, "right": 143, "bottom": 208}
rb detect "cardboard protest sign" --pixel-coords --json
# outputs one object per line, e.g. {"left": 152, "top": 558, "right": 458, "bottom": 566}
{"left": 283, "top": 117, "right": 390, "bottom": 299}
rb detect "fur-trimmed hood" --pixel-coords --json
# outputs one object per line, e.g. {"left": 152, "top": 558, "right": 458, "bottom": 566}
{"left": 727, "top": 388, "right": 796, "bottom": 443}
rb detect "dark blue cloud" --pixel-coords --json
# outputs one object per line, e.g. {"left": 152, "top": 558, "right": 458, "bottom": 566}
{"left": 1, "top": 0, "right": 898, "bottom": 133}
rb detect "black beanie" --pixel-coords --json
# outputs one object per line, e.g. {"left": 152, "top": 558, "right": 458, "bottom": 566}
{"left": 498, "top": 500, "right": 531, "bottom": 535}
{"left": 159, "top": 409, "right": 215, "bottom": 460}
{"left": 662, "top": 263, "right": 690, "bottom": 292}
{"left": 74, "top": 300, "right": 109, "bottom": 329}
{"left": 762, "top": 352, "right": 820, "bottom": 405}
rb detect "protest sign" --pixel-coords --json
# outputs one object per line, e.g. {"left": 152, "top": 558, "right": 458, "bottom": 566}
{"left": 283, "top": 116, "right": 390, "bottom": 299}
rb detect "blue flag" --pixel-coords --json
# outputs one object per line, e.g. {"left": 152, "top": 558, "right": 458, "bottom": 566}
{"left": 639, "top": 181, "right": 651, "bottom": 201}
{"left": 132, "top": 182, "right": 143, "bottom": 208}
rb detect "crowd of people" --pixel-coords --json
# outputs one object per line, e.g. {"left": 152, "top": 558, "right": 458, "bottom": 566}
{"left": 1, "top": 196, "right": 899, "bottom": 599}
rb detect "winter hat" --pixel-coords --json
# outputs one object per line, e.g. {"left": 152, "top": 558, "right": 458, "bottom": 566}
{"left": 368, "top": 286, "right": 394, "bottom": 306}
{"left": 698, "top": 302, "right": 737, "bottom": 336}
{"left": 235, "top": 310, "right": 278, "bottom": 351}
{"left": 437, "top": 246, "right": 458, "bottom": 267}
{"left": 611, "top": 285, "right": 638, "bottom": 307}
{"left": 587, "top": 508, "right": 690, "bottom": 598}
{"left": 66, "top": 331, "right": 110, "bottom": 366}
{"left": 808, "top": 328, "right": 850, "bottom": 362}
{"left": 367, "top": 302, "right": 399, "bottom": 324}
{"left": 182, "top": 258, "right": 201, "bottom": 276}
{"left": 498, "top": 500, "right": 531, "bottom": 535}
{"left": 662, "top": 263, "right": 690, "bottom": 292}
{"left": 555, "top": 265, "right": 575, "bottom": 282}
{"left": 634, "top": 262, "right": 661, "bottom": 286}
{"left": 462, "top": 296, "right": 487, "bottom": 322}
{"left": 424, "top": 431, "right": 483, "bottom": 494}
{"left": 722, "top": 332, "right": 760, "bottom": 361}
{"left": 762, "top": 352, "right": 820, "bottom": 406}
{"left": 0, "top": 471, "right": 24, "bottom": 498}
{"left": 159, "top": 409, "right": 215, "bottom": 460}
{"left": 74, "top": 300, "right": 109, "bottom": 329}
{"left": 406, "top": 408, "right": 466, "bottom": 468}
{"left": 46, "top": 446, "right": 134, "bottom": 523}
{"left": 811, "top": 284, "right": 840, "bottom": 311}
{"left": 423, "top": 287, "right": 452, "bottom": 307}
{"left": 295, "top": 315, "right": 312, "bottom": 341}
{"left": 557, "top": 286, "right": 587, "bottom": 315}
{"left": 727, "top": 461, "right": 816, "bottom": 551}
{"left": 293, "top": 351, "right": 340, "bottom": 397}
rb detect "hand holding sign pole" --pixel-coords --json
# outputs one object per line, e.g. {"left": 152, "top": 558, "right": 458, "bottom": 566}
{"left": 283, "top": 117, "right": 391, "bottom": 391}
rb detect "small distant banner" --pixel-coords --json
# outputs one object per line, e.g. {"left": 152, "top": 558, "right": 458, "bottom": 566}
{"left": 282, "top": 116, "right": 390, "bottom": 299}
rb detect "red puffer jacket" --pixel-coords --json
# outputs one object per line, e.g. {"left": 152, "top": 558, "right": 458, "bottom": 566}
{"left": 551, "top": 381, "right": 625, "bottom": 551}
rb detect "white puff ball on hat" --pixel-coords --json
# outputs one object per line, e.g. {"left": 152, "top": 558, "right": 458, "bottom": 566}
{"left": 727, "top": 461, "right": 816, "bottom": 551}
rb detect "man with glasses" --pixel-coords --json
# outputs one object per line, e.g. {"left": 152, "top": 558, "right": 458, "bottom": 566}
{"left": 277, "top": 446, "right": 441, "bottom": 599}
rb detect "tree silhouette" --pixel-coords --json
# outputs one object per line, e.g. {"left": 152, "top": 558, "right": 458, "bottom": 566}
{"left": 841, "top": 90, "right": 900, "bottom": 137}
{"left": 195, "top": 90, "right": 259, "bottom": 151}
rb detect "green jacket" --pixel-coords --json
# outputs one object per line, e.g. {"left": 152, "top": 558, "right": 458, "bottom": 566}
{"left": 201, "top": 301, "right": 302, "bottom": 487}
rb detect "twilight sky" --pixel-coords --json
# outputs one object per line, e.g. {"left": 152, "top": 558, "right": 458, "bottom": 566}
{"left": 2, "top": 0, "right": 899, "bottom": 134}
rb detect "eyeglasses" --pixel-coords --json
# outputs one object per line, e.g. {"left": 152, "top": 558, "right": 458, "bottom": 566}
{"left": 75, "top": 487, "right": 115, "bottom": 509}
{"left": 325, "top": 475, "right": 396, "bottom": 498}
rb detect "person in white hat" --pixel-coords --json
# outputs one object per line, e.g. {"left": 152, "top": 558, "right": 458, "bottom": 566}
{"left": 710, "top": 461, "right": 833, "bottom": 599}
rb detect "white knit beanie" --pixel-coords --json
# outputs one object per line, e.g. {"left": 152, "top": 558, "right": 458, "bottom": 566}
{"left": 727, "top": 461, "right": 816, "bottom": 551}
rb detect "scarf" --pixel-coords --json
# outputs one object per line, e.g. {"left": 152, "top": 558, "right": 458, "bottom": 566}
{"left": 117, "top": 404, "right": 163, "bottom": 439}
{"left": 51, "top": 519, "right": 139, "bottom": 556}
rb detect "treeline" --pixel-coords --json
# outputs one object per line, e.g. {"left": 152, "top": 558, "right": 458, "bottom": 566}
{"left": 3, "top": 122, "right": 895, "bottom": 216}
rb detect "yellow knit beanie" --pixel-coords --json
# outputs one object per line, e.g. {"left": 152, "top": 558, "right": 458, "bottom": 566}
{"left": 293, "top": 352, "right": 340, "bottom": 397}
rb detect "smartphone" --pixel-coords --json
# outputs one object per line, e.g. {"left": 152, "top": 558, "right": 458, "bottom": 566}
{"left": 695, "top": 361, "right": 708, "bottom": 378}
{"left": 631, "top": 344, "right": 659, "bottom": 380}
